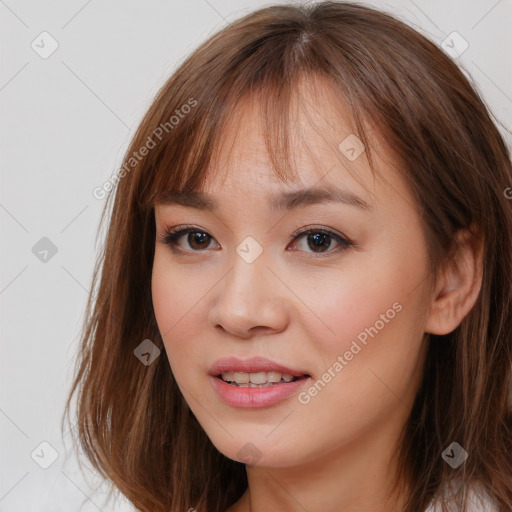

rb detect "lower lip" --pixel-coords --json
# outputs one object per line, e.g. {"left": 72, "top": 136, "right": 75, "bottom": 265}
{"left": 209, "top": 375, "right": 311, "bottom": 408}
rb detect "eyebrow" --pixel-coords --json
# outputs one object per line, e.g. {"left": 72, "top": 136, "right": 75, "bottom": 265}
{"left": 157, "top": 185, "right": 372, "bottom": 212}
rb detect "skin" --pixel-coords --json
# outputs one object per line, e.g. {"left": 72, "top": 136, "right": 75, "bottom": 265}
{"left": 151, "top": 76, "right": 483, "bottom": 512}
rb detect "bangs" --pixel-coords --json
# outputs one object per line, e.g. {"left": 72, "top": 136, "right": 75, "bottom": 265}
{"left": 137, "top": 51, "right": 380, "bottom": 211}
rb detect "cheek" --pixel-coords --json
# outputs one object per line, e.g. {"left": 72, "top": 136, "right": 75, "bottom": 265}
{"left": 151, "top": 251, "right": 205, "bottom": 333}
{"left": 292, "top": 265, "right": 401, "bottom": 357}
{"left": 292, "top": 246, "right": 428, "bottom": 392}
{"left": 309, "top": 260, "right": 427, "bottom": 391}
{"left": 285, "top": 279, "right": 425, "bottom": 454}
{"left": 151, "top": 251, "right": 214, "bottom": 374}
{"left": 151, "top": 254, "right": 192, "bottom": 363}
{"left": 151, "top": 263, "right": 180, "bottom": 337}
{"left": 317, "top": 232, "right": 429, "bottom": 354}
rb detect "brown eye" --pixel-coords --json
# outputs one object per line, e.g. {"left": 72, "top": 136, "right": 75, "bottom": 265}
{"left": 160, "top": 227, "right": 217, "bottom": 252}
{"left": 186, "top": 231, "right": 211, "bottom": 250}
{"left": 304, "top": 232, "right": 332, "bottom": 252}
{"left": 288, "top": 228, "right": 353, "bottom": 255}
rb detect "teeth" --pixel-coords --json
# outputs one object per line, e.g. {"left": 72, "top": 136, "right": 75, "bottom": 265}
{"left": 249, "top": 372, "right": 269, "bottom": 384}
{"left": 266, "top": 371, "right": 282, "bottom": 383}
{"left": 233, "top": 372, "right": 249, "bottom": 383}
{"left": 220, "top": 371, "right": 298, "bottom": 385}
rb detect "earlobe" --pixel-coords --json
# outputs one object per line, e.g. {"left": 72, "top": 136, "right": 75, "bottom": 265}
{"left": 424, "top": 225, "right": 484, "bottom": 336}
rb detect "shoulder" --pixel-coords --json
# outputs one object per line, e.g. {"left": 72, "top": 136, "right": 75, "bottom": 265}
{"left": 424, "top": 481, "right": 498, "bottom": 512}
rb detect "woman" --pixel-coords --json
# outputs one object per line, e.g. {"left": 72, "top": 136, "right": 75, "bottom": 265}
{"left": 63, "top": 2, "right": 512, "bottom": 511}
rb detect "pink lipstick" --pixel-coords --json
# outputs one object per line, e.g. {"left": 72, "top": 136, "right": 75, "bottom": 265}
{"left": 208, "top": 356, "right": 311, "bottom": 408}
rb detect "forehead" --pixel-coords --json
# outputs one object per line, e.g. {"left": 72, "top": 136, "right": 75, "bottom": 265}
{"left": 207, "top": 74, "right": 365, "bottom": 184}
{"left": 153, "top": 75, "right": 411, "bottom": 218}
{"left": 196, "top": 76, "right": 392, "bottom": 208}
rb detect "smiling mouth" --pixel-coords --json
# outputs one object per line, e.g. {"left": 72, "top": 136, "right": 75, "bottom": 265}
{"left": 217, "top": 371, "right": 310, "bottom": 387}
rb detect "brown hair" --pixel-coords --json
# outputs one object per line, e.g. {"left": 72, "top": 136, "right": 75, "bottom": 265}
{"left": 62, "top": 2, "right": 512, "bottom": 511}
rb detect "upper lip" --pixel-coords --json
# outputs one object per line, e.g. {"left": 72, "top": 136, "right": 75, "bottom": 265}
{"left": 209, "top": 356, "right": 311, "bottom": 378}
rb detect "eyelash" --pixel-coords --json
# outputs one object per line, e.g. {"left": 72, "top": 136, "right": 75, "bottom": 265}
{"left": 158, "top": 224, "right": 354, "bottom": 257}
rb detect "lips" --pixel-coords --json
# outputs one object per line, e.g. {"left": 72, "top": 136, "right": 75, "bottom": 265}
{"left": 208, "top": 356, "right": 312, "bottom": 408}
{"left": 208, "top": 356, "right": 311, "bottom": 379}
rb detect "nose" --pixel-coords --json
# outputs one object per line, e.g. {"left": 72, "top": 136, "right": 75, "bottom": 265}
{"left": 208, "top": 250, "right": 290, "bottom": 339}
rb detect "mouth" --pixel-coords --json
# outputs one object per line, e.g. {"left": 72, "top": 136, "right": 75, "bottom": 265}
{"left": 208, "top": 356, "right": 312, "bottom": 385}
{"left": 208, "top": 357, "right": 312, "bottom": 408}
{"left": 215, "top": 371, "right": 311, "bottom": 388}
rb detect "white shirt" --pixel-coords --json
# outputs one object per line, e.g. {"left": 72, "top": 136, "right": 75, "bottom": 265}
{"left": 424, "top": 481, "right": 498, "bottom": 512}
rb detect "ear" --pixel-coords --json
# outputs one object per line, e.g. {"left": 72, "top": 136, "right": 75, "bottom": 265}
{"left": 424, "top": 225, "right": 484, "bottom": 335}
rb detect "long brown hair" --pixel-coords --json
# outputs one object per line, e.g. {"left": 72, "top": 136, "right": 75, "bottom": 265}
{"left": 62, "top": 2, "right": 512, "bottom": 511}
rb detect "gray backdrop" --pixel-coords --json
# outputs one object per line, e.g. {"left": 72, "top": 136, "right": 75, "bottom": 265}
{"left": 1, "top": 0, "right": 511, "bottom": 510}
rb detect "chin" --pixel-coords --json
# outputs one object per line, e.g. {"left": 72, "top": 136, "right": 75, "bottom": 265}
{"left": 206, "top": 434, "right": 305, "bottom": 468}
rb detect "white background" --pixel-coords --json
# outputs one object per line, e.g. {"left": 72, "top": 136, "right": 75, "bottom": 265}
{"left": 1, "top": 0, "right": 511, "bottom": 510}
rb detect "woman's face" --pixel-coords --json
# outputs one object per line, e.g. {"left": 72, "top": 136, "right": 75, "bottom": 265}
{"left": 151, "top": 81, "right": 433, "bottom": 469}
